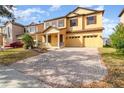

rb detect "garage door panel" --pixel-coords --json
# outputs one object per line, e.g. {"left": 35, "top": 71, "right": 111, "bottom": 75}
{"left": 84, "top": 35, "right": 99, "bottom": 47}
{"left": 66, "top": 36, "right": 82, "bottom": 47}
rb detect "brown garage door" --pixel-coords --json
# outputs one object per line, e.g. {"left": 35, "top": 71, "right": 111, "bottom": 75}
{"left": 66, "top": 36, "right": 82, "bottom": 47}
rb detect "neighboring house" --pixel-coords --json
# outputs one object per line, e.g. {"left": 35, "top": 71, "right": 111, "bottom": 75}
{"left": 119, "top": 8, "right": 124, "bottom": 24}
{"left": 2, "top": 21, "right": 24, "bottom": 46}
{"left": 42, "top": 7, "right": 104, "bottom": 48}
{"left": 0, "top": 27, "right": 4, "bottom": 45}
{"left": 25, "top": 22, "right": 44, "bottom": 44}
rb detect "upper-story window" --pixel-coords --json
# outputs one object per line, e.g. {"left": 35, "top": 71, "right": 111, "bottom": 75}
{"left": 58, "top": 19, "right": 64, "bottom": 27}
{"left": 45, "top": 22, "right": 50, "bottom": 28}
{"left": 70, "top": 18, "right": 78, "bottom": 27}
{"left": 26, "top": 27, "right": 30, "bottom": 33}
{"left": 30, "top": 26, "right": 36, "bottom": 33}
{"left": 7, "top": 27, "right": 10, "bottom": 37}
{"left": 51, "top": 21, "right": 57, "bottom": 27}
{"left": 87, "top": 16, "right": 96, "bottom": 25}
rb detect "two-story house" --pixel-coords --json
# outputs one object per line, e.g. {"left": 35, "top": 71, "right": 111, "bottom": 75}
{"left": 119, "top": 8, "right": 124, "bottom": 24}
{"left": 25, "top": 22, "right": 44, "bottom": 43}
{"left": 1, "top": 21, "right": 25, "bottom": 46}
{"left": 0, "top": 26, "right": 4, "bottom": 45}
{"left": 41, "top": 7, "right": 104, "bottom": 48}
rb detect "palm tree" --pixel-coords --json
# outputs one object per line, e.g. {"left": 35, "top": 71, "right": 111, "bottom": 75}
{"left": 22, "top": 34, "right": 34, "bottom": 49}
{"left": 0, "top": 5, "right": 14, "bottom": 18}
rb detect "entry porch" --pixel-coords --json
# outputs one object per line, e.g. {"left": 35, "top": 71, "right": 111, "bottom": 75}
{"left": 42, "top": 27, "right": 65, "bottom": 48}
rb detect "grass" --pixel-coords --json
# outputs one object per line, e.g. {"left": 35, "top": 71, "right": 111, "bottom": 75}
{"left": 0, "top": 48, "right": 40, "bottom": 65}
{"left": 98, "top": 47, "right": 124, "bottom": 88}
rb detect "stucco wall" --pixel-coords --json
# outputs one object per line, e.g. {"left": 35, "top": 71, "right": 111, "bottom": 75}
{"left": 3, "top": 23, "right": 13, "bottom": 45}
{"left": 67, "top": 16, "right": 83, "bottom": 31}
{"left": 65, "top": 30, "right": 103, "bottom": 47}
{"left": 0, "top": 28, "right": 3, "bottom": 45}
{"left": 0, "top": 35, "right": 3, "bottom": 45}
{"left": 36, "top": 23, "right": 44, "bottom": 32}
{"left": 67, "top": 8, "right": 94, "bottom": 17}
{"left": 67, "top": 12, "right": 103, "bottom": 31}
{"left": 84, "top": 13, "right": 103, "bottom": 29}
{"left": 120, "top": 13, "right": 124, "bottom": 24}
{"left": 44, "top": 18, "right": 67, "bottom": 29}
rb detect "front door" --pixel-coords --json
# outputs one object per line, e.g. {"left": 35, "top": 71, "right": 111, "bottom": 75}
{"left": 60, "top": 34, "right": 64, "bottom": 47}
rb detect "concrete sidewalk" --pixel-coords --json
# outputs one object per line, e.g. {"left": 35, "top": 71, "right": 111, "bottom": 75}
{"left": 0, "top": 65, "right": 50, "bottom": 88}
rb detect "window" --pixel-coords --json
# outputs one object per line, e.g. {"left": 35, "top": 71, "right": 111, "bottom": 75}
{"left": 26, "top": 27, "right": 30, "bottom": 33}
{"left": 70, "top": 18, "right": 78, "bottom": 27}
{"left": 68, "top": 36, "right": 80, "bottom": 39}
{"left": 48, "top": 35, "right": 51, "bottom": 43}
{"left": 87, "top": 16, "right": 96, "bottom": 25}
{"left": 51, "top": 21, "right": 57, "bottom": 27}
{"left": 58, "top": 19, "right": 64, "bottom": 27}
{"left": 45, "top": 22, "right": 50, "bottom": 28}
{"left": 7, "top": 27, "right": 10, "bottom": 37}
{"left": 30, "top": 26, "right": 36, "bottom": 33}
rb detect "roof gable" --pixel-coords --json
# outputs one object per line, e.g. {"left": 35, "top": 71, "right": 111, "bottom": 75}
{"left": 4, "top": 21, "right": 24, "bottom": 27}
{"left": 66, "top": 7, "right": 96, "bottom": 17}
{"left": 119, "top": 8, "right": 124, "bottom": 17}
{"left": 43, "top": 26, "right": 59, "bottom": 34}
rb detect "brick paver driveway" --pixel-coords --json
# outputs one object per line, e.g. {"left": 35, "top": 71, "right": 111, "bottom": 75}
{"left": 10, "top": 48, "right": 107, "bottom": 87}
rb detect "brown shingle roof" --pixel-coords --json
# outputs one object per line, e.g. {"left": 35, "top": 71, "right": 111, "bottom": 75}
{"left": 44, "top": 7, "right": 104, "bottom": 22}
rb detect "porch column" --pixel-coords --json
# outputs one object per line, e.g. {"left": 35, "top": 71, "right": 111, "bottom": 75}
{"left": 58, "top": 33, "right": 60, "bottom": 48}
{"left": 46, "top": 34, "right": 48, "bottom": 46}
{"left": 36, "top": 34, "right": 38, "bottom": 47}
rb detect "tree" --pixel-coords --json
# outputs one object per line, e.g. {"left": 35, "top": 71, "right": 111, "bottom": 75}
{"left": 110, "top": 24, "right": 124, "bottom": 53}
{"left": 0, "top": 5, "right": 14, "bottom": 18}
{"left": 22, "top": 34, "right": 34, "bottom": 49}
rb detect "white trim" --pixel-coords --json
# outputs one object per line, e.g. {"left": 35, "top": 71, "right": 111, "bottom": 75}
{"left": 44, "top": 28, "right": 59, "bottom": 34}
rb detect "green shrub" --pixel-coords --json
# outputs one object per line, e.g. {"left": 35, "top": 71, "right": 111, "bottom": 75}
{"left": 22, "top": 34, "right": 34, "bottom": 49}
{"left": 110, "top": 24, "right": 124, "bottom": 53}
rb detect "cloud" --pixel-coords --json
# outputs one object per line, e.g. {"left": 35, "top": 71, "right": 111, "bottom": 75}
{"left": 49, "top": 5, "right": 62, "bottom": 11}
{"left": 14, "top": 7, "right": 48, "bottom": 18}
{"left": 95, "top": 5, "right": 104, "bottom": 10}
{"left": 103, "top": 17, "right": 118, "bottom": 37}
{"left": 12, "top": 7, "right": 49, "bottom": 24}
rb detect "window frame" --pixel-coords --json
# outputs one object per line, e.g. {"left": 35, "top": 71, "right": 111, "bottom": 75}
{"left": 7, "top": 27, "right": 10, "bottom": 37}
{"left": 70, "top": 18, "right": 78, "bottom": 27}
{"left": 51, "top": 21, "right": 57, "bottom": 27}
{"left": 45, "top": 22, "right": 50, "bottom": 28}
{"left": 58, "top": 19, "right": 64, "bottom": 27}
{"left": 87, "top": 15, "right": 96, "bottom": 25}
{"left": 30, "top": 26, "right": 36, "bottom": 33}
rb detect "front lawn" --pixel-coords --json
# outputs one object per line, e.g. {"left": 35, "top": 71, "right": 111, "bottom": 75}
{"left": 98, "top": 48, "right": 124, "bottom": 88}
{"left": 0, "top": 48, "right": 40, "bottom": 65}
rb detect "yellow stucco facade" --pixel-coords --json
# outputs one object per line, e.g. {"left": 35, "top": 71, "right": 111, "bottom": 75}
{"left": 65, "top": 31, "right": 103, "bottom": 47}
{"left": 0, "top": 7, "right": 104, "bottom": 48}
{"left": 120, "top": 11, "right": 124, "bottom": 24}
{"left": 39, "top": 7, "right": 104, "bottom": 48}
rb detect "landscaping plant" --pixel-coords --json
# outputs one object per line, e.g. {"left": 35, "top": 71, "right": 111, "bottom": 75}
{"left": 22, "top": 34, "right": 34, "bottom": 49}
{"left": 110, "top": 24, "right": 124, "bottom": 53}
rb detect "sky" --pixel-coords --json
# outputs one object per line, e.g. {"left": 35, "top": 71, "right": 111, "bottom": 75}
{"left": 0, "top": 5, "right": 124, "bottom": 38}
